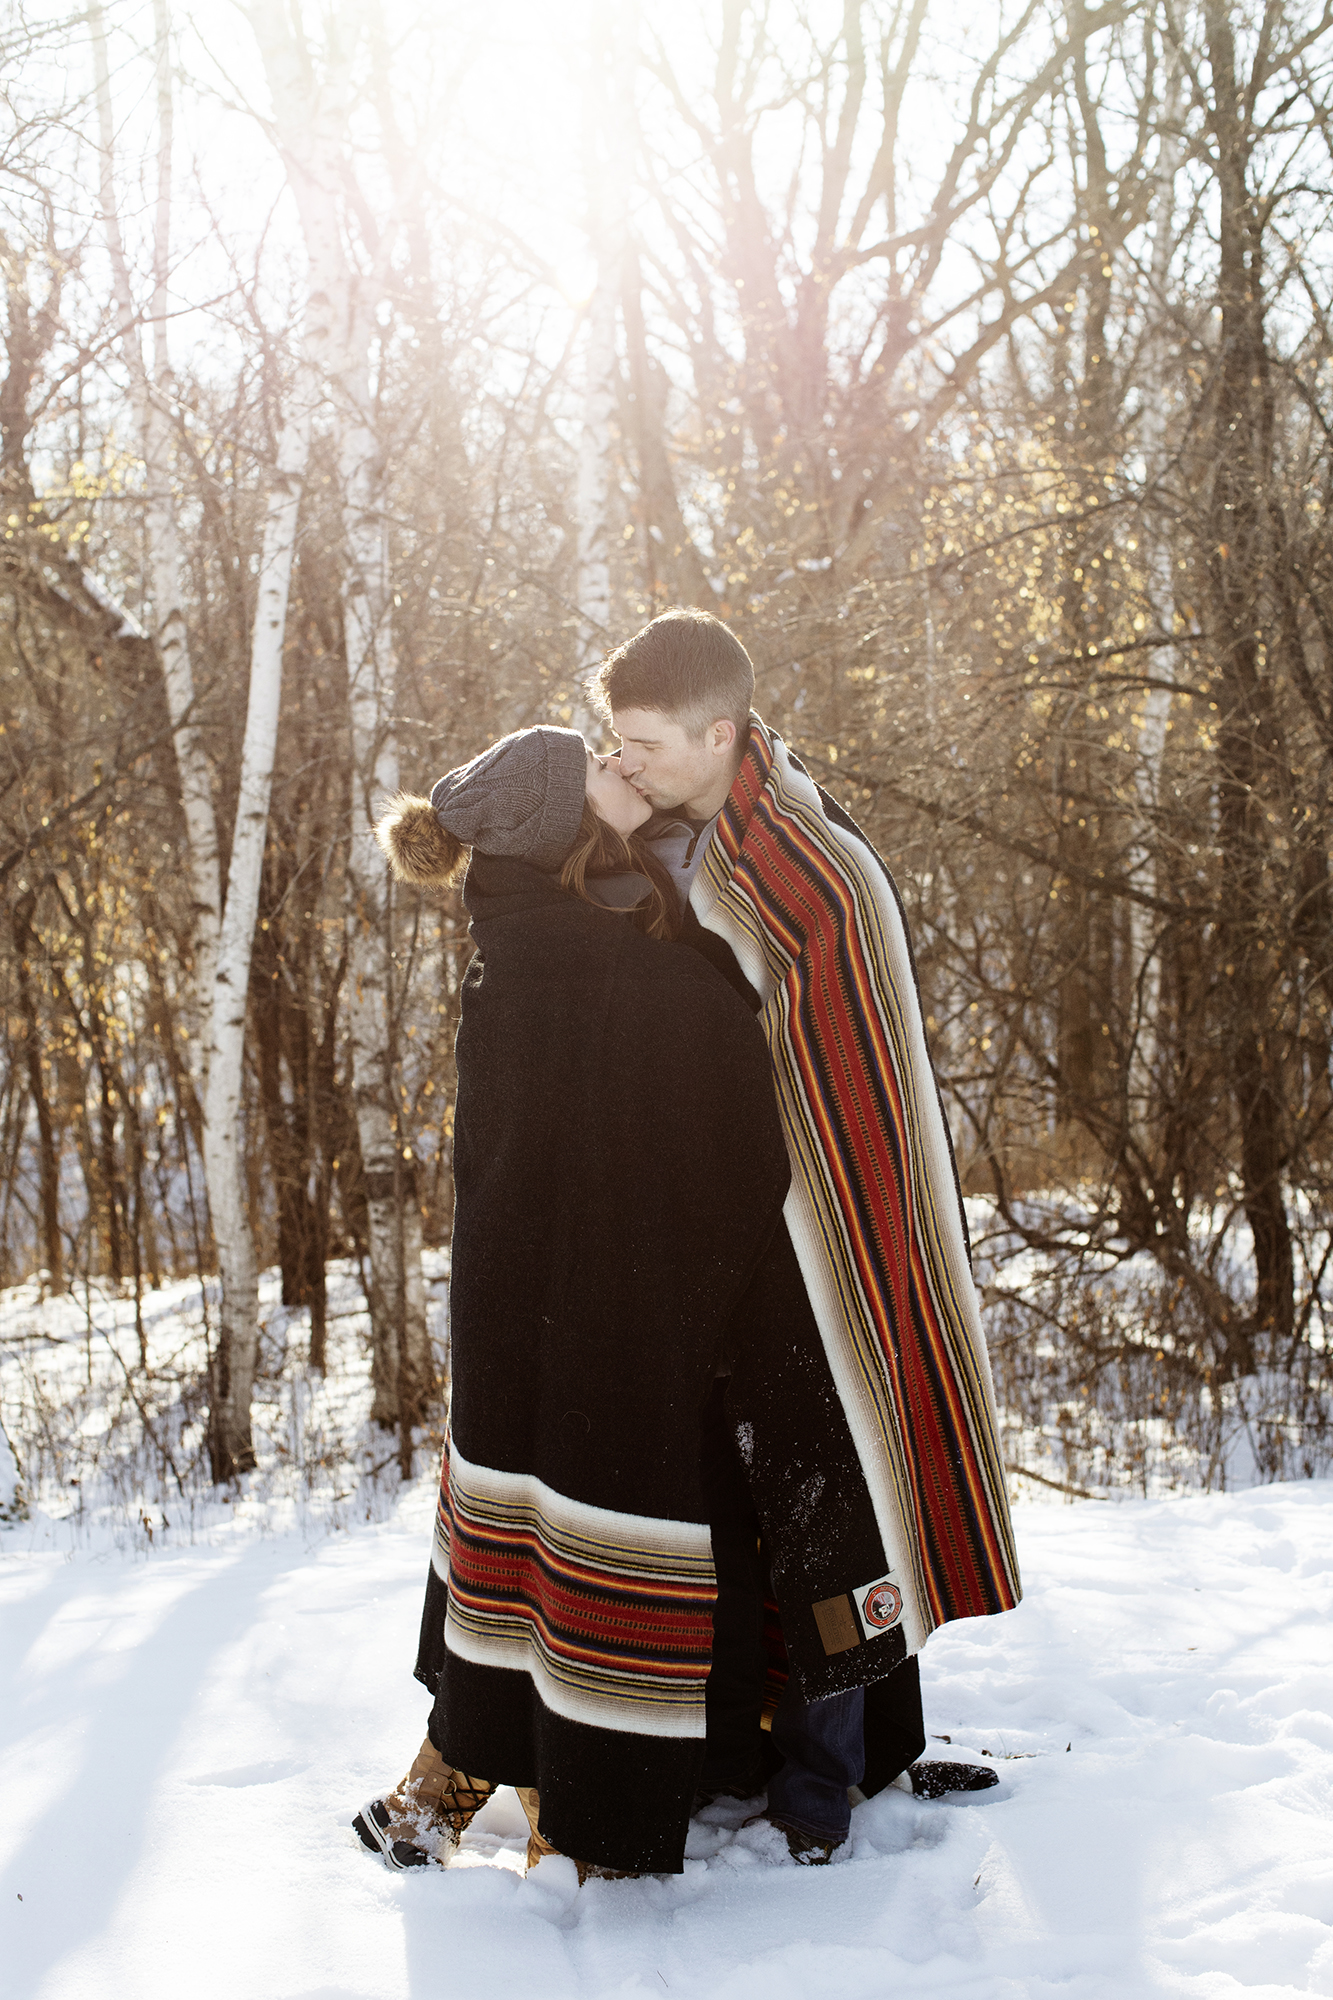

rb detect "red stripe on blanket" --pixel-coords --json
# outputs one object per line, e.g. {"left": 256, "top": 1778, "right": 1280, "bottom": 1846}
{"left": 719, "top": 730, "right": 1016, "bottom": 1623}
{"left": 437, "top": 1456, "right": 716, "bottom": 1685}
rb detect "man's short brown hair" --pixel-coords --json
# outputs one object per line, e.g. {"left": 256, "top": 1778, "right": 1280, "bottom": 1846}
{"left": 592, "top": 608, "right": 755, "bottom": 737}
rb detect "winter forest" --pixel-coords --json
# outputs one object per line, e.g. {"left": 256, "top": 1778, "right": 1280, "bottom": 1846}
{"left": 3, "top": 2, "right": 1333, "bottom": 1993}
{"left": 4, "top": 0, "right": 1332, "bottom": 1508}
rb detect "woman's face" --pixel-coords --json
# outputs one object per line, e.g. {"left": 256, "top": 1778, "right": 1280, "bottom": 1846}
{"left": 585, "top": 749, "right": 653, "bottom": 836}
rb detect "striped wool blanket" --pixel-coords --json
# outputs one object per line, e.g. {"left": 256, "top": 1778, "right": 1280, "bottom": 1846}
{"left": 429, "top": 1439, "right": 718, "bottom": 1738}
{"left": 692, "top": 719, "right": 1021, "bottom": 1655}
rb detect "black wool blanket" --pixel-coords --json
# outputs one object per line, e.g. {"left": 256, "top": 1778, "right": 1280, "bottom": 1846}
{"left": 414, "top": 855, "right": 790, "bottom": 1873}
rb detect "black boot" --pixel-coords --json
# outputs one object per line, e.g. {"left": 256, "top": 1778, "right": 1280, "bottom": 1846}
{"left": 908, "top": 1759, "right": 999, "bottom": 1799}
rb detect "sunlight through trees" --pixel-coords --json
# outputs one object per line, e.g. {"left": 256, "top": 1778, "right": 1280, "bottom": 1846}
{"left": 2, "top": 0, "right": 1331, "bottom": 1489}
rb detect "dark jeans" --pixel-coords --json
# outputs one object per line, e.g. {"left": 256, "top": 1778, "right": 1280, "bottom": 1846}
{"left": 699, "top": 1380, "right": 922, "bottom": 1844}
{"left": 769, "top": 1683, "right": 863, "bottom": 1841}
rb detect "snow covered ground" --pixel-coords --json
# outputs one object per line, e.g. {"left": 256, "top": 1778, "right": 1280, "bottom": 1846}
{"left": 3, "top": 1472, "right": 1331, "bottom": 2000}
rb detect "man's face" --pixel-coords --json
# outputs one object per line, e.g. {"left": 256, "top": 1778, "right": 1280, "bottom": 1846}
{"left": 612, "top": 705, "right": 738, "bottom": 817}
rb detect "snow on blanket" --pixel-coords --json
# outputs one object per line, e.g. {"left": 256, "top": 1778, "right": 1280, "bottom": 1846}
{"left": 1, "top": 1480, "right": 1331, "bottom": 2000}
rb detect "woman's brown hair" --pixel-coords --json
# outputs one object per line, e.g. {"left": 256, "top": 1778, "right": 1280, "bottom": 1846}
{"left": 377, "top": 790, "right": 682, "bottom": 940}
{"left": 560, "top": 800, "right": 681, "bottom": 941}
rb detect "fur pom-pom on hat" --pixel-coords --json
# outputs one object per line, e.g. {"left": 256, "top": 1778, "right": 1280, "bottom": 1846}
{"left": 375, "top": 794, "right": 467, "bottom": 889}
{"left": 375, "top": 725, "right": 588, "bottom": 887}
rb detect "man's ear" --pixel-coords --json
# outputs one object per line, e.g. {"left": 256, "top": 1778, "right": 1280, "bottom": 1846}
{"left": 710, "top": 718, "right": 737, "bottom": 754}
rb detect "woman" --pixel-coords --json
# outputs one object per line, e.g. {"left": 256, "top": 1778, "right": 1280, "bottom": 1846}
{"left": 353, "top": 725, "right": 791, "bottom": 1880}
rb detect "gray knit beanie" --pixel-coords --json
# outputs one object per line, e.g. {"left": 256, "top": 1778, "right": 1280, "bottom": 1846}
{"left": 428, "top": 725, "right": 587, "bottom": 870}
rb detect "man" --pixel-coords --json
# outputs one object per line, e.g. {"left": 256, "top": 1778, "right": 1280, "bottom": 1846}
{"left": 593, "top": 607, "right": 1021, "bottom": 1862}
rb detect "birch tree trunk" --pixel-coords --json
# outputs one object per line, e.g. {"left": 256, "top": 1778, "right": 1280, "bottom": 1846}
{"left": 576, "top": 284, "right": 617, "bottom": 670}
{"left": 93, "top": 0, "right": 315, "bottom": 1473}
{"left": 90, "top": 0, "right": 221, "bottom": 1065}
{"left": 575, "top": 0, "right": 638, "bottom": 693}
{"left": 204, "top": 395, "right": 311, "bottom": 1475}
{"left": 1126, "top": 70, "right": 1185, "bottom": 1139}
{"left": 340, "top": 415, "right": 432, "bottom": 1432}
{"left": 247, "top": 0, "right": 432, "bottom": 1433}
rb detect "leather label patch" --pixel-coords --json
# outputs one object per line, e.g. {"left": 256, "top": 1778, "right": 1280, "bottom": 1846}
{"left": 812, "top": 1593, "right": 861, "bottom": 1655}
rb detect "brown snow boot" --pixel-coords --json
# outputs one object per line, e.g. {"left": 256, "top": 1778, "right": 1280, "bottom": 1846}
{"left": 515, "top": 1786, "right": 639, "bottom": 1885}
{"left": 516, "top": 1786, "right": 562, "bottom": 1873}
{"left": 353, "top": 1737, "right": 493, "bottom": 1870}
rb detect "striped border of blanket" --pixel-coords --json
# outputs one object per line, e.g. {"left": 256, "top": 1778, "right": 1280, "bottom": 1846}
{"left": 432, "top": 1442, "right": 717, "bottom": 1739}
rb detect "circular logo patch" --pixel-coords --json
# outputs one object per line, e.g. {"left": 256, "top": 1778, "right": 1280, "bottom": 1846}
{"left": 862, "top": 1583, "right": 902, "bottom": 1629}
